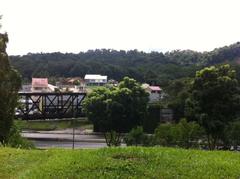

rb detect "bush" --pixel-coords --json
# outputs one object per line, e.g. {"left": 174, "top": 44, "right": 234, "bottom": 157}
{"left": 154, "top": 119, "right": 204, "bottom": 148}
{"left": 124, "top": 126, "right": 155, "bottom": 146}
{"left": 104, "top": 131, "right": 121, "bottom": 147}
{"left": 224, "top": 121, "right": 240, "bottom": 150}
{"left": 124, "top": 126, "right": 145, "bottom": 146}
{"left": 175, "top": 118, "right": 204, "bottom": 148}
{"left": 1, "top": 124, "right": 35, "bottom": 149}
{"left": 154, "top": 123, "right": 177, "bottom": 146}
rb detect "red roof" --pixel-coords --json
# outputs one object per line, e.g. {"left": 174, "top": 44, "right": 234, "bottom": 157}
{"left": 149, "top": 86, "right": 162, "bottom": 91}
{"left": 32, "top": 78, "right": 48, "bottom": 87}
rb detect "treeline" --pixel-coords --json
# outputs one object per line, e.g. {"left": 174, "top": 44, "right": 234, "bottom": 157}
{"left": 83, "top": 65, "right": 240, "bottom": 150}
{"left": 9, "top": 42, "right": 240, "bottom": 86}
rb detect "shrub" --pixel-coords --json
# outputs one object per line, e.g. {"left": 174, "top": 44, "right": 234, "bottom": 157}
{"left": 154, "top": 123, "right": 177, "bottom": 146}
{"left": 104, "top": 131, "right": 121, "bottom": 147}
{"left": 142, "top": 135, "right": 155, "bottom": 146}
{"left": 175, "top": 118, "right": 204, "bottom": 148}
{"left": 2, "top": 124, "right": 35, "bottom": 149}
{"left": 224, "top": 121, "right": 240, "bottom": 150}
{"left": 124, "top": 126, "right": 145, "bottom": 146}
{"left": 124, "top": 126, "right": 155, "bottom": 147}
{"left": 154, "top": 119, "right": 204, "bottom": 148}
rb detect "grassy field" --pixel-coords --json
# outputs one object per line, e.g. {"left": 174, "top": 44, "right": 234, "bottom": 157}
{"left": 15, "top": 119, "right": 93, "bottom": 131}
{"left": 0, "top": 147, "right": 240, "bottom": 178}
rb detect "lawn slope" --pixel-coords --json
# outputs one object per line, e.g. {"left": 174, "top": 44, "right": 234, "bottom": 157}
{"left": 0, "top": 147, "right": 239, "bottom": 178}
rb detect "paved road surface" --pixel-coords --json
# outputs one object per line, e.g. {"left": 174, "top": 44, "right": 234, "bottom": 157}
{"left": 31, "top": 140, "right": 107, "bottom": 149}
{"left": 22, "top": 132, "right": 105, "bottom": 142}
{"left": 22, "top": 131, "right": 126, "bottom": 149}
{"left": 22, "top": 131, "right": 109, "bottom": 149}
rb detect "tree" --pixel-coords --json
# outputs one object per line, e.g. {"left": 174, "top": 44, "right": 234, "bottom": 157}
{"left": 0, "top": 24, "right": 21, "bottom": 143}
{"left": 83, "top": 77, "right": 149, "bottom": 146}
{"left": 83, "top": 87, "right": 110, "bottom": 133}
{"left": 117, "top": 77, "right": 149, "bottom": 131}
{"left": 186, "top": 64, "right": 240, "bottom": 150}
{"left": 165, "top": 78, "right": 192, "bottom": 122}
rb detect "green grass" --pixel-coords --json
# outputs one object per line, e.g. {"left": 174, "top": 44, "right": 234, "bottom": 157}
{"left": 0, "top": 147, "right": 240, "bottom": 178}
{"left": 15, "top": 119, "right": 93, "bottom": 131}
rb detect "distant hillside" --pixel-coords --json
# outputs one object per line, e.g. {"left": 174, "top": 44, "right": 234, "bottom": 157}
{"left": 9, "top": 42, "right": 240, "bottom": 86}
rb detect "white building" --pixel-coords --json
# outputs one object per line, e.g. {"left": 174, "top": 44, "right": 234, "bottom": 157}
{"left": 84, "top": 74, "right": 108, "bottom": 86}
{"left": 147, "top": 86, "right": 162, "bottom": 103}
{"left": 142, "top": 83, "right": 162, "bottom": 103}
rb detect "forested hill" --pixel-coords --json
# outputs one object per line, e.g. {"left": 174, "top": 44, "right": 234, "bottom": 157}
{"left": 9, "top": 42, "right": 240, "bottom": 86}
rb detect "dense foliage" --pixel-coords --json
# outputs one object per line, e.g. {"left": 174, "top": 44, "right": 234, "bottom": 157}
{"left": 83, "top": 77, "right": 149, "bottom": 145}
{"left": 154, "top": 119, "right": 204, "bottom": 148}
{"left": 124, "top": 126, "right": 151, "bottom": 146}
{"left": 0, "top": 30, "right": 21, "bottom": 143}
{"left": 9, "top": 42, "right": 240, "bottom": 86}
{"left": 186, "top": 64, "right": 240, "bottom": 149}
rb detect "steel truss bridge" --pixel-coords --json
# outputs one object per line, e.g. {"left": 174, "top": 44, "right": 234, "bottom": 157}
{"left": 16, "top": 92, "right": 86, "bottom": 120}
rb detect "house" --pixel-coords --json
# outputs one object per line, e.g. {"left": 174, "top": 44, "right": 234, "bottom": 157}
{"left": 31, "top": 78, "right": 57, "bottom": 92}
{"left": 32, "top": 78, "right": 49, "bottom": 92}
{"left": 84, "top": 74, "right": 108, "bottom": 86}
{"left": 56, "top": 77, "right": 86, "bottom": 92}
{"left": 142, "top": 83, "right": 162, "bottom": 103}
{"left": 147, "top": 86, "right": 162, "bottom": 103}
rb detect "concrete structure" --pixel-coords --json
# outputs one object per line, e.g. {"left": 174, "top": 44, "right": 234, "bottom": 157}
{"left": 84, "top": 74, "right": 107, "bottom": 86}
{"left": 142, "top": 83, "right": 162, "bottom": 103}
{"left": 148, "top": 86, "right": 162, "bottom": 103}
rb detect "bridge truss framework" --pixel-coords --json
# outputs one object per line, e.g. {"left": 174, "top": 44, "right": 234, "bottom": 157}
{"left": 16, "top": 92, "right": 86, "bottom": 120}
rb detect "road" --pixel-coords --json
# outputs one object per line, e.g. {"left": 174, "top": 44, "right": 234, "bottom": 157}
{"left": 31, "top": 140, "right": 107, "bottom": 149}
{"left": 22, "top": 131, "right": 109, "bottom": 149}
{"left": 22, "top": 132, "right": 106, "bottom": 142}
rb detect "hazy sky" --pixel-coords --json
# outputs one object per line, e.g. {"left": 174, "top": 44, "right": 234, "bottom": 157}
{"left": 1, "top": 0, "right": 240, "bottom": 55}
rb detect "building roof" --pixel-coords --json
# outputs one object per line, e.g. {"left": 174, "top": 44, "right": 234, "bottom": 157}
{"left": 141, "top": 83, "right": 150, "bottom": 89}
{"left": 32, "top": 78, "right": 48, "bottom": 88}
{"left": 66, "top": 77, "right": 84, "bottom": 84}
{"left": 84, "top": 74, "right": 107, "bottom": 80}
{"left": 149, "top": 86, "right": 162, "bottom": 91}
{"left": 48, "top": 84, "right": 57, "bottom": 91}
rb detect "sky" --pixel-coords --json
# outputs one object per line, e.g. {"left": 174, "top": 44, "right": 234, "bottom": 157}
{"left": 1, "top": 0, "right": 240, "bottom": 55}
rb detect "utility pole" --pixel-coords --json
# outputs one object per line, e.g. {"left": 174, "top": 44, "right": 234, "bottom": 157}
{"left": 72, "top": 104, "right": 77, "bottom": 150}
{"left": 72, "top": 117, "right": 75, "bottom": 149}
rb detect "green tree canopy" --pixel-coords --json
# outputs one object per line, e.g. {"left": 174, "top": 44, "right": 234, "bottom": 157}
{"left": 165, "top": 78, "right": 192, "bottom": 122}
{"left": 83, "top": 77, "right": 149, "bottom": 135}
{"left": 186, "top": 64, "right": 240, "bottom": 149}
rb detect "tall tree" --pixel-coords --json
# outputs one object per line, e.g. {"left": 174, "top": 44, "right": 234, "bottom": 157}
{"left": 0, "top": 21, "right": 21, "bottom": 143}
{"left": 165, "top": 78, "right": 192, "bottom": 122}
{"left": 83, "top": 77, "right": 149, "bottom": 145}
{"left": 186, "top": 64, "right": 240, "bottom": 149}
